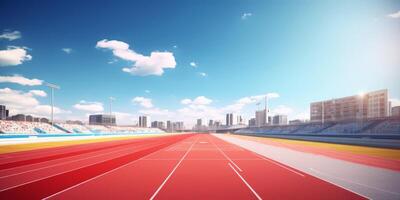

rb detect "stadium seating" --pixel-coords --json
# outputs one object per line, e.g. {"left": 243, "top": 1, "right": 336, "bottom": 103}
{"left": 321, "top": 121, "right": 374, "bottom": 134}
{"left": 234, "top": 117, "right": 400, "bottom": 135}
{"left": 365, "top": 120, "right": 400, "bottom": 134}
{"left": 85, "top": 125, "right": 112, "bottom": 133}
{"left": 0, "top": 120, "right": 166, "bottom": 134}
{"left": 55, "top": 123, "right": 92, "bottom": 133}
{"left": 0, "top": 120, "right": 66, "bottom": 134}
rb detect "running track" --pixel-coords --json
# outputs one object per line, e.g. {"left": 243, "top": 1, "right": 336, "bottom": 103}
{"left": 0, "top": 134, "right": 365, "bottom": 199}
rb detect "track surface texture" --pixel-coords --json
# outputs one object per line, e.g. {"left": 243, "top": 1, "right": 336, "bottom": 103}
{"left": 0, "top": 134, "right": 365, "bottom": 199}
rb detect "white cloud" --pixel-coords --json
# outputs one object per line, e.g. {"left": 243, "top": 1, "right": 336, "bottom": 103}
{"left": 271, "top": 105, "right": 293, "bottom": 115}
{"left": 108, "top": 58, "right": 118, "bottom": 64}
{"left": 0, "top": 30, "right": 21, "bottom": 41}
{"left": 181, "top": 99, "right": 192, "bottom": 105}
{"left": 139, "top": 107, "right": 171, "bottom": 116}
{"left": 96, "top": 39, "right": 176, "bottom": 76}
{"left": 0, "top": 88, "right": 39, "bottom": 107}
{"left": 236, "top": 93, "right": 280, "bottom": 106}
{"left": 198, "top": 72, "right": 207, "bottom": 77}
{"left": 29, "top": 90, "right": 47, "bottom": 97}
{"left": 190, "top": 62, "right": 197, "bottom": 67}
{"left": 73, "top": 100, "right": 104, "bottom": 112}
{"left": 145, "top": 90, "right": 151, "bottom": 93}
{"left": 387, "top": 10, "right": 400, "bottom": 18}
{"left": 132, "top": 97, "right": 153, "bottom": 108}
{"left": 62, "top": 48, "right": 72, "bottom": 54}
{"left": 181, "top": 96, "right": 212, "bottom": 106}
{"left": 0, "top": 87, "right": 69, "bottom": 117}
{"left": 241, "top": 13, "right": 253, "bottom": 20}
{"left": 0, "top": 75, "right": 43, "bottom": 86}
{"left": 0, "top": 46, "right": 32, "bottom": 67}
{"left": 173, "top": 45, "right": 178, "bottom": 49}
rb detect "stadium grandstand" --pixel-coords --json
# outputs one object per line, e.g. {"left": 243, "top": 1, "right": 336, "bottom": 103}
{"left": 0, "top": 120, "right": 164, "bottom": 134}
{"left": 235, "top": 116, "right": 400, "bottom": 135}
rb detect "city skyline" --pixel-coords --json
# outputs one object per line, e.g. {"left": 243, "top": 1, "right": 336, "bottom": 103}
{"left": 1, "top": 1, "right": 400, "bottom": 126}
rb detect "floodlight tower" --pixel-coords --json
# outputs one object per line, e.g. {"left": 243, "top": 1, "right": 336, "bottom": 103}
{"left": 45, "top": 82, "right": 60, "bottom": 125}
{"left": 109, "top": 97, "right": 115, "bottom": 116}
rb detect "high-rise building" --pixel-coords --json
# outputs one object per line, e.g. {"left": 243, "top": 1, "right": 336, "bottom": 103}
{"left": 236, "top": 115, "right": 244, "bottom": 125}
{"left": 255, "top": 109, "right": 267, "bottom": 127}
{"left": 392, "top": 106, "right": 400, "bottom": 117}
{"left": 173, "top": 122, "right": 184, "bottom": 131}
{"left": 310, "top": 89, "right": 389, "bottom": 122}
{"left": 272, "top": 115, "right": 288, "bottom": 125}
{"left": 89, "top": 114, "right": 116, "bottom": 125}
{"left": 167, "top": 121, "right": 172, "bottom": 131}
{"left": 138, "top": 116, "right": 150, "bottom": 127}
{"left": 0, "top": 105, "right": 8, "bottom": 120}
{"left": 225, "top": 113, "right": 231, "bottom": 126}
{"left": 197, "top": 119, "right": 202, "bottom": 126}
{"left": 226, "top": 113, "right": 237, "bottom": 126}
{"left": 208, "top": 120, "right": 214, "bottom": 127}
{"left": 248, "top": 118, "right": 256, "bottom": 127}
{"left": 151, "top": 121, "right": 165, "bottom": 129}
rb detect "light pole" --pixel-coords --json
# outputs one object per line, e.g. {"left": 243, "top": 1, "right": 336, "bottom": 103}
{"left": 45, "top": 82, "right": 60, "bottom": 125}
{"left": 109, "top": 97, "right": 115, "bottom": 116}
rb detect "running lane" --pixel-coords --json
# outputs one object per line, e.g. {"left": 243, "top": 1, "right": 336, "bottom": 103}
{"left": 2, "top": 134, "right": 366, "bottom": 199}
{"left": 0, "top": 134, "right": 192, "bottom": 199}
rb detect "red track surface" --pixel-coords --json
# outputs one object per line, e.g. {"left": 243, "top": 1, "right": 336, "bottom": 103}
{"left": 0, "top": 134, "right": 365, "bottom": 199}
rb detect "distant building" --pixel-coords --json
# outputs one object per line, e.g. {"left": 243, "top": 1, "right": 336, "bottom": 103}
{"left": 89, "top": 114, "right": 116, "bottom": 125}
{"left": 225, "top": 113, "right": 243, "bottom": 126}
{"left": 0, "top": 105, "right": 8, "bottom": 120}
{"left": 174, "top": 122, "right": 184, "bottom": 131}
{"left": 138, "top": 116, "right": 150, "bottom": 127}
{"left": 40, "top": 118, "right": 49, "bottom": 123}
{"left": 197, "top": 119, "right": 202, "bottom": 126}
{"left": 310, "top": 89, "right": 389, "bottom": 122}
{"left": 226, "top": 113, "right": 233, "bottom": 126}
{"left": 236, "top": 115, "right": 244, "bottom": 125}
{"left": 272, "top": 115, "right": 288, "bottom": 125}
{"left": 255, "top": 109, "right": 267, "bottom": 127}
{"left": 208, "top": 119, "right": 214, "bottom": 127}
{"left": 25, "top": 115, "right": 33, "bottom": 122}
{"left": 66, "top": 120, "right": 84, "bottom": 125}
{"left": 11, "top": 114, "right": 26, "bottom": 121}
{"left": 248, "top": 118, "right": 256, "bottom": 127}
{"left": 165, "top": 121, "right": 184, "bottom": 132}
{"left": 151, "top": 121, "right": 165, "bottom": 129}
{"left": 167, "top": 121, "right": 172, "bottom": 131}
{"left": 392, "top": 106, "right": 400, "bottom": 117}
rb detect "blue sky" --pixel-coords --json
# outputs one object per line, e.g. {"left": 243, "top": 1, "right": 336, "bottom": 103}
{"left": 0, "top": 0, "right": 399, "bottom": 126}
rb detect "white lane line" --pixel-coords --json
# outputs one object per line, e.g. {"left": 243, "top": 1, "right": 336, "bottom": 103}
{"left": 208, "top": 135, "right": 243, "bottom": 172}
{"left": 42, "top": 138, "right": 191, "bottom": 200}
{"left": 254, "top": 153, "right": 305, "bottom": 177}
{"left": 0, "top": 142, "right": 161, "bottom": 193}
{"left": 0, "top": 143, "right": 153, "bottom": 179}
{"left": 228, "top": 163, "right": 262, "bottom": 200}
{"left": 149, "top": 136, "right": 198, "bottom": 200}
{"left": 310, "top": 168, "right": 399, "bottom": 196}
